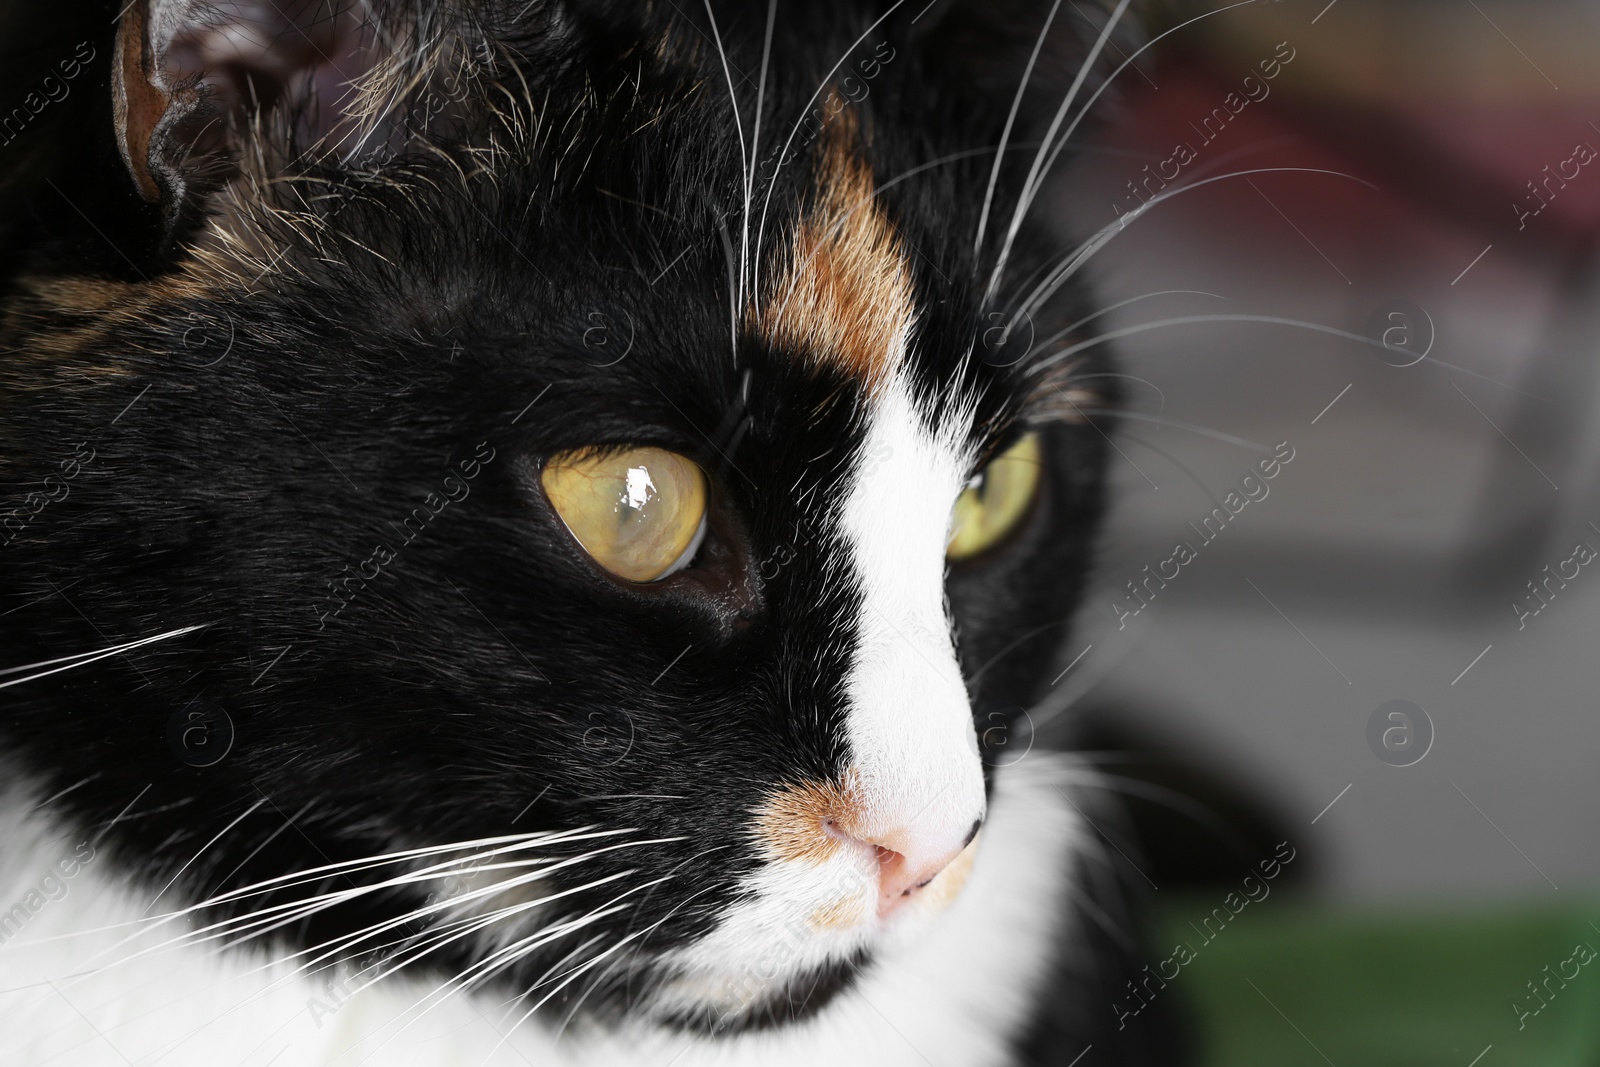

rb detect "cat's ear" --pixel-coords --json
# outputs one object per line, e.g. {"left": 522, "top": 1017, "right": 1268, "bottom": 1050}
{"left": 110, "top": 1, "right": 400, "bottom": 233}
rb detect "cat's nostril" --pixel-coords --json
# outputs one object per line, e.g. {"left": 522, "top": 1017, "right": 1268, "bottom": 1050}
{"left": 830, "top": 819, "right": 981, "bottom": 918}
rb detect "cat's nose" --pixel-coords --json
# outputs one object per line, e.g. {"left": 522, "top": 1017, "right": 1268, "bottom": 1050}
{"left": 831, "top": 816, "right": 983, "bottom": 918}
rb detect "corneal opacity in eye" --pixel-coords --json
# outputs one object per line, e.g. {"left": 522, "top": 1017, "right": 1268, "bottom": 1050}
{"left": 542, "top": 447, "right": 707, "bottom": 582}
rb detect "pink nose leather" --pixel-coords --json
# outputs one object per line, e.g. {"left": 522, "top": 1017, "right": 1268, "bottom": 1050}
{"left": 831, "top": 818, "right": 982, "bottom": 918}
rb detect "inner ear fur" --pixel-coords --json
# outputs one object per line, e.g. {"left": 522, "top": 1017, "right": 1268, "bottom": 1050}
{"left": 110, "top": 0, "right": 397, "bottom": 235}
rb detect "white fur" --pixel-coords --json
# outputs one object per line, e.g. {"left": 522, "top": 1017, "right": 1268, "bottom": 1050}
{"left": 836, "top": 374, "right": 990, "bottom": 857}
{"left": 647, "top": 373, "right": 1000, "bottom": 1026}
{"left": 0, "top": 762, "right": 1076, "bottom": 1067}
{"left": 0, "top": 356, "right": 1071, "bottom": 1067}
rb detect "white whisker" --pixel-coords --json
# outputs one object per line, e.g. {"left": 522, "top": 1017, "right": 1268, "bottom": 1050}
{"left": 157, "top": 837, "right": 677, "bottom": 971}
{"left": 1023, "top": 0, "right": 1264, "bottom": 214}
{"left": 570, "top": 875, "right": 736, "bottom": 1029}
{"left": 1015, "top": 168, "right": 1375, "bottom": 323}
{"left": 201, "top": 799, "right": 316, "bottom": 899}
{"left": 1027, "top": 289, "right": 1226, "bottom": 363}
{"left": 0, "top": 625, "right": 207, "bottom": 690}
{"left": 363, "top": 874, "right": 682, "bottom": 1061}
{"left": 137, "top": 844, "right": 681, "bottom": 1062}
{"left": 752, "top": 0, "right": 911, "bottom": 304}
{"left": 1074, "top": 408, "right": 1267, "bottom": 451}
{"left": 18, "top": 827, "right": 606, "bottom": 950}
{"left": 1029, "top": 312, "right": 1526, "bottom": 396}
{"left": 974, "top": 0, "right": 1062, "bottom": 258}
{"left": 489, "top": 923, "right": 659, "bottom": 1057}
{"left": 141, "top": 798, "right": 269, "bottom": 917}
{"left": 743, "top": 0, "right": 780, "bottom": 318}
{"left": 700, "top": 0, "right": 749, "bottom": 315}
{"left": 987, "top": 0, "right": 1266, "bottom": 303}
{"left": 49, "top": 829, "right": 650, "bottom": 990}
{"left": 1117, "top": 431, "right": 1233, "bottom": 505}
{"left": 984, "top": 0, "right": 1135, "bottom": 305}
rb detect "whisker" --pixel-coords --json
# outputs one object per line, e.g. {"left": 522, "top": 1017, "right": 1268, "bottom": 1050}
{"left": 0, "top": 625, "right": 208, "bottom": 690}
{"left": 172, "top": 827, "right": 632, "bottom": 917}
{"left": 141, "top": 798, "right": 269, "bottom": 917}
{"left": 1027, "top": 312, "right": 1529, "bottom": 398}
{"left": 202, "top": 800, "right": 316, "bottom": 899}
{"left": 369, "top": 874, "right": 685, "bottom": 1056}
{"left": 305, "top": 869, "right": 645, "bottom": 992}
{"left": 1078, "top": 409, "right": 1267, "bottom": 451}
{"left": 766, "top": 146, "right": 1037, "bottom": 333}
{"left": 984, "top": 0, "right": 1135, "bottom": 305}
{"left": 1058, "top": 371, "right": 1169, "bottom": 420}
{"left": 752, "top": 0, "right": 911, "bottom": 303}
{"left": 24, "top": 774, "right": 100, "bottom": 814}
{"left": 160, "top": 870, "right": 634, "bottom": 1064}
{"left": 1026, "top": 289, "right": 1226, "bottom": 365}
{"left": 743, "top": 0, "right": 780, "bottom": 316}
{"left": 989, "top": 0, "right": 1265, "bottom": 299}
{"left": 14, "top": 826, "right": 552, "bottom": 950}
{"left": 973, "top": 0, "right": 1062, "bottom": 258}
{"left": 50, "top": 829, "right": 642, "bottom": 982}
{"left": 489, "top": 925, "right": 658, "bottom": 1056}
{"left": 616, "top": 843, "right": 732, "bottom": 935}
{"left": 135, "top": 843, "right": 681, "bottom": 1060}
{"left": 1016, "top": 168, "right": 1375, "bottom": 321}
{"left": 588, "top": 875, "right": 737, "bottom": 1019}
{"left": 149, "top": 881, "right": 597, "bottom": 1067}
{"left": 238, "top": 836, "right": 679, "bottom": 972}
{"left": 1027, "top": 632, "right": 1143, "bottom": 731}
{"left": 1117, "top": 431, "right": 1229, "bottom": 506}
{"left": 699, "top": 0, "right": 749, "bottom": 313}
{"left": 969, "top": 619, "right": 1074, "bottom": 683}
{"left": 374, "top": 908, "right": 613, "bottom": 1027}
{"left": 1061, "top": 767, "right": 1273, "bottom": 864}
{"left": 170, "top": 838, "right": 676, "bottom": 969}
{"left": 1172, "top": 135, "right": 1299, "bottom": 187}
{"left": 449, "top": 880, "right": 667, "bottom": 1001}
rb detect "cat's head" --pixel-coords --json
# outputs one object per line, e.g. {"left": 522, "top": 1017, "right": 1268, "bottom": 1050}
{"left": 0, "top": 0, "right": 1120, "bottom": 1033}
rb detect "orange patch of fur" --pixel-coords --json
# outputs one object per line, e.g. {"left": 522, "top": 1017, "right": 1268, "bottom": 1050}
{"left": 754, "top": 105, "right": 915, "bottom": 393}
{"left": 751, "top": 772, "right": 862, "bottom": 866}
{"left": 3, "top": 272, "right": 221, "bottom": 379}
{"left": 808, "top": 887, "right": 873, "bottom": 931}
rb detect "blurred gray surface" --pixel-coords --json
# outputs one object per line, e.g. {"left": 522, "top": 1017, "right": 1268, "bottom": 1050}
{"left": 1047, "top": 0, "right": 1600, "bottom": 900}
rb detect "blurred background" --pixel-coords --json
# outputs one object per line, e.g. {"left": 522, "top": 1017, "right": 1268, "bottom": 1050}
{"left": 1037, "top": 0, "right": 1600, "bottom": 1062}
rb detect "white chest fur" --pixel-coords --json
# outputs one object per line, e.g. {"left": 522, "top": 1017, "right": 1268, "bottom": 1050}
{"left": 0, "top": 761, "right": 1076, "bottom": 1067}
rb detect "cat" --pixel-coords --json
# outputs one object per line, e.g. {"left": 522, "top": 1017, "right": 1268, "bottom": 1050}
{"left": 0, "top": 1, "right": 1185, "bottom": 1064}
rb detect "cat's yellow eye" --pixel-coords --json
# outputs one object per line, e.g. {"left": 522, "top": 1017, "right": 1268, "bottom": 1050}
{"left": 947, "top": 433, "right": 1043, "bottom": 561}
{"left": 541, "top": 447, "right": 708, "bottom": 582}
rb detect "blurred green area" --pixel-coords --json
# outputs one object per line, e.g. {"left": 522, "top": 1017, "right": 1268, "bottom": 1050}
{"left": 1149, "top": 896, "right": 1600, "bottom": 1067}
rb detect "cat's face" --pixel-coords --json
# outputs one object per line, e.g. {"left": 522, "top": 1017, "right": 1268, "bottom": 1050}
{"left": 0, "top": 0, "right": 1111, "bottom": 1033}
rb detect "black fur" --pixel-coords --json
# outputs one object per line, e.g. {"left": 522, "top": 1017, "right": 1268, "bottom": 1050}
{"left": 0, "top": 1, "right": 1178, "bottom": 1061}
